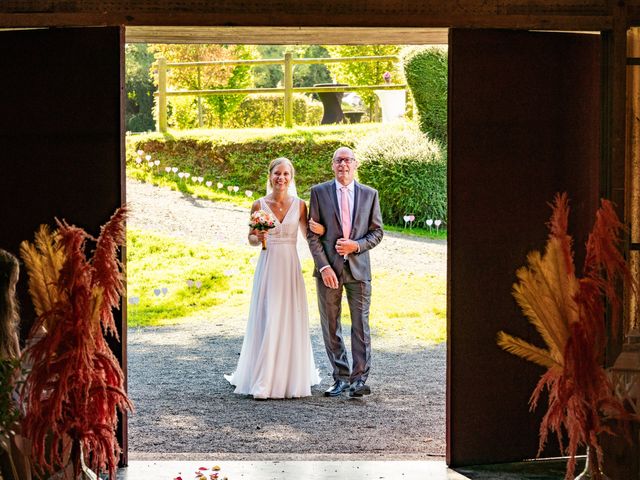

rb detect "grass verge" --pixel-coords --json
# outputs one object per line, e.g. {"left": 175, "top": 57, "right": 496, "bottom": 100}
{"left": 126, "top": 228, "right": 446, "bottom": 344}
{"left": 384, "top": 224, "right": 447, "bottom": 240}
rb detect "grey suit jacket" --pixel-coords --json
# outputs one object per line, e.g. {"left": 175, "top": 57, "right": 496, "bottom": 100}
{"left": 307, "top": 180, "right": 383, "bottom": 281}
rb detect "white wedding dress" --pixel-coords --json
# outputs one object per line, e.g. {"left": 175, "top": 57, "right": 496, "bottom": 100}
{"left": 225, "top": 197, "right": 320, "bottom": 399}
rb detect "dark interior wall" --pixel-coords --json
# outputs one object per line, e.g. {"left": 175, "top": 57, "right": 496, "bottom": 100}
{"left": 447, "top": 29, "right": 601, "bottom": 466}
{"left": 0, "top": 27, "right": 124, "bottom": 334}
{"left": 558, "top": 34, "right": 602, "bottom": 259}
{"left": 0, "top": 26, "right": 126, "bottom": 462}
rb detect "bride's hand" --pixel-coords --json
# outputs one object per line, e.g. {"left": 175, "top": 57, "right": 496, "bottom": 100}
{"left": 252, "top": 229, "right": 268, "bottom": 242}
{"left": 309, "top": 218, "right": 325, "bottom": 236}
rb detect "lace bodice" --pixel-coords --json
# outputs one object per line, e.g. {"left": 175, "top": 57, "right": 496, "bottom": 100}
{"left": 260, "top": 197, "right": 299, "bottom": 245}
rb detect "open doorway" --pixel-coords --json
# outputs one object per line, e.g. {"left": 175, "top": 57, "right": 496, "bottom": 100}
{"left": 122, "top": 30, "right": 449, "bottom": 461}
{"left": 0, "top": 25, "right": 612, "bottom": 479}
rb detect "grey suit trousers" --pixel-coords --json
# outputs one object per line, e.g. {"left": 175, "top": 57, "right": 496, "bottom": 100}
{"left": 316, "top": 262, "right": 372, "bottom": 383}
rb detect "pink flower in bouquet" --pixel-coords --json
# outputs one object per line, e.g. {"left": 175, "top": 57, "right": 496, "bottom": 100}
{"left": 249, "top": 209, "right": 277, "bottom": 250}
{"left": 383, "top": 71, "right": 392, "bottom": 83}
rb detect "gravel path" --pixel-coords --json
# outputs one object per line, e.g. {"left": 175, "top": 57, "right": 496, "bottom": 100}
{"left": 125, "top": 179, "right": 447, "bottom": 460}
{"left": 127, "top": 180, "right": 447, "bottom": 277}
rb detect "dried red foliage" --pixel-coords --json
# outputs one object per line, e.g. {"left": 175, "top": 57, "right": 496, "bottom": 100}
{"left": 21, "top": 206, "right": 133, "bottom": 479}
{"left": 529, "top": 194, "right": 635, "bottom": 479}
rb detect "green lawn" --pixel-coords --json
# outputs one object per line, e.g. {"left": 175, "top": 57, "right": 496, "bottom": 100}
{"left": 126, "top": 229, "right": 256, "bottom": 326}
{"left": 126, "top": 228, "right": 446, "bottom": 344}
{"left": 384, "top": 224, "right": 447, "bottom": 240}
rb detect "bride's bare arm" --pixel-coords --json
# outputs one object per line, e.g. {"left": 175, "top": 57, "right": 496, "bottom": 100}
{"left": 300, "top": 200, "right": 325, "bottom": 236}
{"left": 248, "top": 199, "right": 263, "bottom": 246}
{"left": 306, "top": 198, "right": 325, "bottom": 237}
{"left": 299, "top": 200, "right": 309, "bottom": 237}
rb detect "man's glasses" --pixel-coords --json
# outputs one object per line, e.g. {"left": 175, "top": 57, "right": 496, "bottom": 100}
{"left": 333, "top": 157, "right": 355, "bottom": 165}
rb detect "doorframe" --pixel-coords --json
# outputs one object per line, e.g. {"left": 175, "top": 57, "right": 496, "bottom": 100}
{"left": 0, "top": 16, "right": 629, "bottom": 467}
{"left": 116, "top": 24, "right": 627, "bottom": 467}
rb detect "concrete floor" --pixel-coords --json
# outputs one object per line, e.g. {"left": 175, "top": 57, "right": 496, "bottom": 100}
{"left": 115, "top": 460, "right": 470, "bottom": 480}
{"left": 455, "top": 457, "right": 582, "bottom": 479}
{"left": 114, "top": 458, "right": 579, "bottom": 479}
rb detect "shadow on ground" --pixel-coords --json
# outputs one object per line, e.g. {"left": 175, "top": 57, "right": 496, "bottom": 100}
{"left": 127, "top": 320, "right": 446, "bottom": 459}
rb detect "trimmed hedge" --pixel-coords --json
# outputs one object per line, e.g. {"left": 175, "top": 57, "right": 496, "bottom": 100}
{"left": 127, "top": 125, "right": 384, "bottom": 198}
{"left": 402, "top": 46, "right": 448, "bottom": 144}
{"left": 356, "top": 125, "right": 447, "bottom": 226}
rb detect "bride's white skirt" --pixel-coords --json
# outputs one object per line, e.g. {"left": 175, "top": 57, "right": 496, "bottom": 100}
{"left": 225, "top": 241, "right": 320, "bottom": 399}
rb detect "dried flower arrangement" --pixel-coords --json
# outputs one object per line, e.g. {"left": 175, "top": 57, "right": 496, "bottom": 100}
{"left": 0, "top": 357, "right": 24, "bottom": 479}
{"left": 497, "top": 193, "right": 638, "bottom": 479}
{"left": 19, "top": 206, "right": 133, "bottom": 479}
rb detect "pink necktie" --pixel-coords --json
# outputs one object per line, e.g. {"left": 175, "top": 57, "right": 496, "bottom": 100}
{"left": 340, "top": 186, "right": 351, "bottom": 239}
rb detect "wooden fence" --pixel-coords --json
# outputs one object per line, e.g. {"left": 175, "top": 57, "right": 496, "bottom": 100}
{"left": 155, "top": 53, "right": 406, "bottom": 131}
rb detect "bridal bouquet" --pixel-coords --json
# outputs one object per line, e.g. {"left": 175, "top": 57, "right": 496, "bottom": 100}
{"left": 249, "top": 210, "right": 276, "bottom": 250}
{"left": 497, "top": 193, "right": 638, "bottom": 479}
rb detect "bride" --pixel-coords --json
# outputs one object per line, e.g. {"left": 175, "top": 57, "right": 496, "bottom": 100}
{"left": 225, "top": 157, "right": 324, "bottom": 399}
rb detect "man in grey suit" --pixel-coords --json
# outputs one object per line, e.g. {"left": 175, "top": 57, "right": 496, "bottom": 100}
{"left": 307, "top": 146, "right": 384, "bottom": 398}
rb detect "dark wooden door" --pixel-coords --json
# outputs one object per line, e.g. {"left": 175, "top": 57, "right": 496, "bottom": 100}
{"left": 447, "top": 29, "right": 602, "bottom": 466}
{"left": 0, "top": 27, "right": 127, "bottom": 462}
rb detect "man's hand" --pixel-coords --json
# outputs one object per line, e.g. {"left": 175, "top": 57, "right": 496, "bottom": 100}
{"left": 336, "top": 238, "right": 358, "bottom": 256}
{"left": 321, "top": 267, "right": 339, "bottom": 289}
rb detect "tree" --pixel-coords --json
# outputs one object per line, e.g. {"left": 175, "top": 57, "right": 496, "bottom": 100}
{"left": 252, "top": 45, "right": 285, "bottom": 88}
{"left": 252, "top": 45, "right": 331, "bottom": 91}
{"left": 292, "top": 45, "right": 332, "bottom": 89}
{"left": 125, "top": 43, "right": 155, "bottom": 132}
{"left": 323, "top": 45, "right": 402, "bottom": 120}
{"left": 203, "top": 45, "right": 255, "bottom": 128}
{"left": 149, "top": 44, "right": 256, "bottom": 128}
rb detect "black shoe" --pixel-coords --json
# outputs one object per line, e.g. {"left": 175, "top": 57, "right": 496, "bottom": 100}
{"left": 324, "top": 380, "right": 350, "bottom": 397}
{"left": 349, "top": 380, "right": 371, "bottom": 397}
